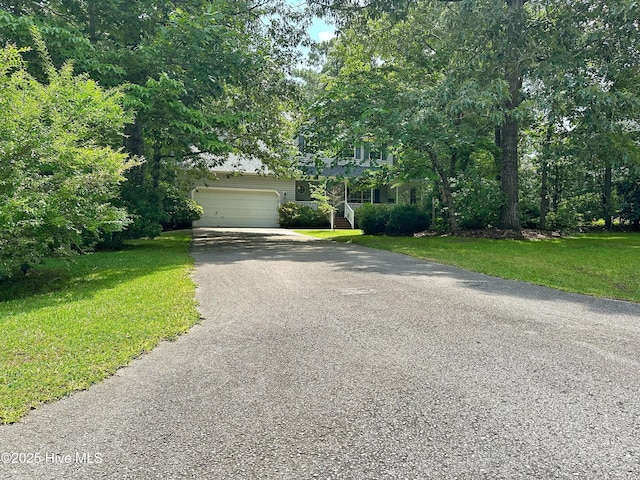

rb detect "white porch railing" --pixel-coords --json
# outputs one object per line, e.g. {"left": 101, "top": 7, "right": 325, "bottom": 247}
{"left": 344, "top": 202, "right": 355, "bottom": 229}
{"left": 295, "top": 200, "right": 358, "bottom": 229}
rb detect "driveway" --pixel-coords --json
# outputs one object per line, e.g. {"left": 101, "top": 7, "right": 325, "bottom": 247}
{"left": 1, "top": 228, "right": 639, "bottom": 479}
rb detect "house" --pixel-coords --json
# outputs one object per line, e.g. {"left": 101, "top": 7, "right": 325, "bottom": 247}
{"left": 191, "top": 145, "right": 417, "bottom": 228}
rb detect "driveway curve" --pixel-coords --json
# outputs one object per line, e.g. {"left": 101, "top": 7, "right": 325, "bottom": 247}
{"left": 1, "top": 227, "right": 639, "bottom": 479}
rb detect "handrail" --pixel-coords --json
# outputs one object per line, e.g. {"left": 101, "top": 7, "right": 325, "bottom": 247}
{"left": 344, "top": 202, "right": 355, "bottom": 229}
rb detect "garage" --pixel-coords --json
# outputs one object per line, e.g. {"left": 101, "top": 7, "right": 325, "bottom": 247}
{"left": 192, "top": 187, "right": 280, "bottom": 228}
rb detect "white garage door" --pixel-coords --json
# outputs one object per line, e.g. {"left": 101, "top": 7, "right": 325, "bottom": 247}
{"left": 192, "top": 188, "right": 280, "bottom": 228}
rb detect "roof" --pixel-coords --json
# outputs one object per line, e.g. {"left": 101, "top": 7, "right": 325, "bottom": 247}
{"left": 197, "top": 153, "right": 383, "bottom": 178}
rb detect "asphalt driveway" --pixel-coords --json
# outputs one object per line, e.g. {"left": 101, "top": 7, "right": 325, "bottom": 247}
{"left": 1, "top": 227, "right": 639, "bottom": 479}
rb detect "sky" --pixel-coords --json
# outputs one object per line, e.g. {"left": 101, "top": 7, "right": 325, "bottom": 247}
{"left": 286, "top": 0, "right": 336, "bottom": 43}
{"left": 308, "top": 17, "right": 336, "bottom": 43}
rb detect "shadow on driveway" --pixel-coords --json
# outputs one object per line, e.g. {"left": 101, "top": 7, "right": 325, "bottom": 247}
{"left": 192, "top": 228, "right": 640, "bottom": 320}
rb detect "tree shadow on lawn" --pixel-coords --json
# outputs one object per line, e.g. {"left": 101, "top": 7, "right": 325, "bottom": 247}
{"left": 0, "top": 239, "right": 190, "bottom": 307}
{"left": 192, "top": 228, "right": 640, "bottom": 320}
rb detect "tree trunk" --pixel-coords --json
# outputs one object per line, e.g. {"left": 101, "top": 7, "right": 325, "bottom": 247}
{"left": 540, "top": 160, "right": 549, "bottom": 230}
{"left": 124, "top": 121, "right": 144, "bottom": 158}
{"left": 498, "top": 0, "right": 525, "bottom": 230}
{"left": 151, "top": 151, "right": 162, "bottom": 189}
{"left": 499, "top": 113, "right": 520, "bottom": 229}
{"left": 430, "top": 151, "right": 458, "bottom": 235}
{"left": 88, "top": 0, "right": 97, "bottom": 42}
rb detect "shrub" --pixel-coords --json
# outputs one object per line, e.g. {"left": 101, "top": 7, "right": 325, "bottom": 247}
{"left": 386, "top": 205, "right": 431, "bottom": 235}
{"left": 356, "top": 203, "right": 430, "bottom": 236}
{"left": 278, "top": 202, "right": 329, "bottom": 228}
{"left": 545, "top": 202, "right": 579, "bottom": 231}
{"left": 453, "top": 170, "right": 502, "bottom": 230}
{"left": 356, "top": 204, "right": 391, "bottom": 234}
{"left": 0, "top": 43, "right": 132, "bottom": 278}
{"left": 161, "top": 183, "right": 203, "bottom": 230}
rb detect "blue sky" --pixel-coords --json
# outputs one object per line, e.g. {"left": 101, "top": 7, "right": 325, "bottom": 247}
{"left": 286, "top": 0, "right": 336, "bottom": 42}
{"left": 308, "top": 17, "right": 336, "bottom": 42}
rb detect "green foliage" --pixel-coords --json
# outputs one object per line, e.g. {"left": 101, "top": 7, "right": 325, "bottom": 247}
{"left": 161, "top": 183, "right": 203, "bottom": 230}
{"left": 356, "top": 203, "right": 391, "bottom": 234}
{"left": 301, "top": 0, "right": 640, "bottom": 234}
{"left": 544, "top": 204, "right": 578, "bottom": 231}
{"left": 452, "top": 169, "right": 503, "bottom": 230}
{"left": 386, "top": 204, "right": 430, "bottom": 236}
{"left": 0, "top": 42, "right": 132, "bottom": 278}
{"left": 118, "top": 181, "right": 163, "bottom": 239}
{"left": 618, "top": 172, "right": 640, "bottom": 229}
{"left": 0, "top": 231, "right": 199, "bottom": 423}
{"left": 356, "top": 203, "right": 429, "bottom": 236}
{"left": 278, "top": 202, "right": 330, "bottom": 228}
{"left": 1, "top": 0, "right": 303, "bottom": 239}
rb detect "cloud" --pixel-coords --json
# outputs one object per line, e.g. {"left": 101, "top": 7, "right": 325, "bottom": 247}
{"left": 318, "top": 30, "right": 336, "bottom": 42}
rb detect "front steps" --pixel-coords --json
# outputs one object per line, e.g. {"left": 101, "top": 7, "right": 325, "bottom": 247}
{"left": 333, "top": 217, "right": 352, "bottom": 229}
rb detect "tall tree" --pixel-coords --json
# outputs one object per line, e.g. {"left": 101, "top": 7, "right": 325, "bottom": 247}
{"left": 307, "top": 0, "right": 640, "bottom": 231}
{"left": 302, "top": 1, "right": 510, "bottom": 232}
{"left": 0, "top": 0, "right": 304, "bottom": 236}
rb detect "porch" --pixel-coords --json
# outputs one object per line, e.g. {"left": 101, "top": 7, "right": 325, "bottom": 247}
{"left": 292, "top": 180, "right": 418, "bottom": 229}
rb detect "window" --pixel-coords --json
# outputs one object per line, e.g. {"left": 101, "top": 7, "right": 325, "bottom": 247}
{"left": 296, "top": 135, "right": 305, "bottom": 154}
{"left": 353, "top": 143, "right": 390, "bottom": 164}
{"left": 348, "top": 189, "right": 371, "bottom": 204}
{"left": 340, "top": 144, "right": 355, "bottom": 161}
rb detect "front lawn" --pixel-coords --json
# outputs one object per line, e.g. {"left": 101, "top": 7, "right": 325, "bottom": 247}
{"left": 299, "top": 230, "right": 640, "bottom": 303}
{"left": 0, "top": 231, "right": 200, "bottom": 424}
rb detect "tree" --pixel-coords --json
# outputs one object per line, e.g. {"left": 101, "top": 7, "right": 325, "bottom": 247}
{"left": 306, "top": 0, "right": 529, "bottom": 229}
{"left": 0, "top": 41, "right": 132, "bottom": 278}
{"left": 0, "top": 1, "right": 304, "bottom": 236}
{"left": 300, "top": 2, "right": 507, "bottom": 233}
{"left": 311, "top": 181, "right": 344, "bottom": 230}
{"left": 306, "top": 0, "right": 640, "bottom": 231}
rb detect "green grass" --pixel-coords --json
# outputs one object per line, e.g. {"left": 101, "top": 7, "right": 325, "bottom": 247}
{"left": 0, "top": 231, "right": 200, "bottom": 424}
{"left": 298, "top": 230, "right": 640, "bottom": 303}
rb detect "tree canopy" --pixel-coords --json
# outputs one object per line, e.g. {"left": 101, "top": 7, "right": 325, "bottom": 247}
{"left": 0, "top": 0, "right": 306, "bottom": 237}
{"left": 1, "top": 0, "right": 639, "bottom": 251}
{"left": 299, "top": 0, "right": 640, "bottom": 231}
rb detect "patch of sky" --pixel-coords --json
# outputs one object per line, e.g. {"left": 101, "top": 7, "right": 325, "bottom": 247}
{"left": 287, "top": 0, "right": 336, "bottom": 47}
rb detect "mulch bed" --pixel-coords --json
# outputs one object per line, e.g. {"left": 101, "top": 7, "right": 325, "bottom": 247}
{"left": 415, "top": 229, "right": 564, "bottom": 240}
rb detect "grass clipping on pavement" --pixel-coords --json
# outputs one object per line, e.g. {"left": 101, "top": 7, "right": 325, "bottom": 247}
{"left": 0, "top": 231, "right": 200, "bottom": 424}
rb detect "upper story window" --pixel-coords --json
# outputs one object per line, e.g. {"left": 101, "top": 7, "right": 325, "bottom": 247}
{"left": 296, "top": 135, "right": 307, "bottom": 154}
{"left": 354, "top": 143, "right": 390, "bottom": 164}
{"left": 296, "top": 135, "right": 392, "bottom": 165}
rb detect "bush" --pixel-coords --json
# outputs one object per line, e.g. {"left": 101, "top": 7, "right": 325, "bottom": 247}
{"left": 278, "top": 202, "right": 329, "bottom": 228}
{"left": 386, "top": 205, "right": 431, "bottom": 235}
{"left": 545, "top": 202, "right": 579, "bottom": 231}
{"left": 356, "top": 204, "right": 430, "bottom": 236}
{"left": 453, "top": 170, "right": 502, "bottom": 230}
{"left": 161, "top": 183, "right": 203, "bottom": 230}
{"left": 0, "top": 43, "right": 132, "bottom": 278}
{"left": 356, "top": 204, "right": 391, "bottom": 234}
